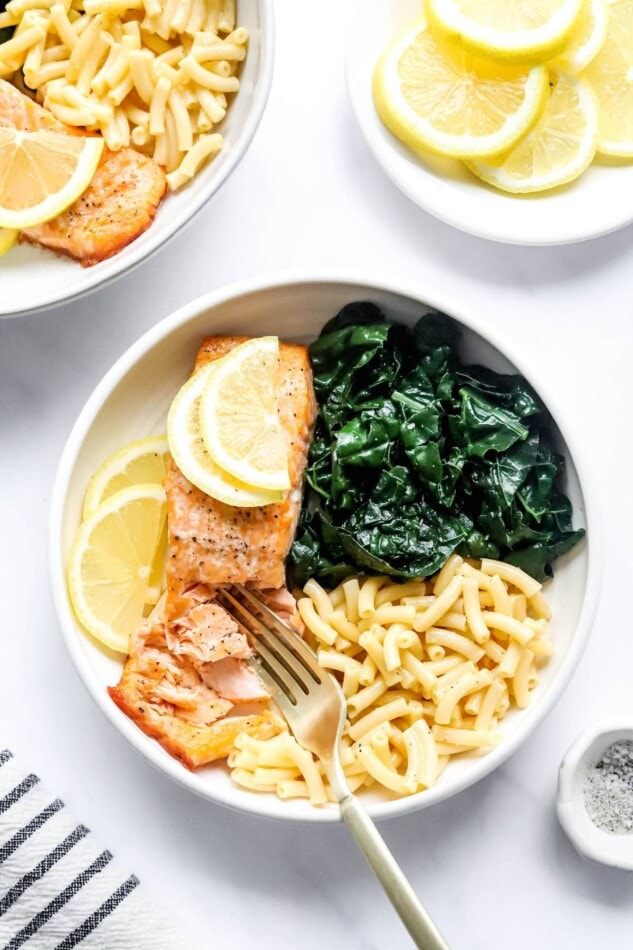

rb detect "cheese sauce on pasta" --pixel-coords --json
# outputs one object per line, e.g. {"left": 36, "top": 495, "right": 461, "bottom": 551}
{"left": 229, "top": 556, "right": 553, "bottom": 804}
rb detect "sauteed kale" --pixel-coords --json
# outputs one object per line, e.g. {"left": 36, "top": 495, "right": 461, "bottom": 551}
{"left": 289, "top": 303, "right": 584, "bottom": 586}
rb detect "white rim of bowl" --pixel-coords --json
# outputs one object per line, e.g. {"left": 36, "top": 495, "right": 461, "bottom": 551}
{"left": 49, "top": 269, "right": 603, "bottom": 822}
{"left": 1, "top": 0, "right": 275, "bottom": 320}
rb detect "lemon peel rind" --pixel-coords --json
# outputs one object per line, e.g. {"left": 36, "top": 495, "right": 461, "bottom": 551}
{"left": 373, "top": 19, "right": 549, "bottom": 159}
{"left": 425, "top": 0, "right": 585, "bottom": 63}
{"left": 0, "top": 229, "right": 18, "bottom": 256}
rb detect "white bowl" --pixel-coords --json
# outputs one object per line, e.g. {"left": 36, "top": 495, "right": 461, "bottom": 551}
{"left": 558, "top": 719, "right": 633, "bottom": 871}
{"left": 49, "top": 271, "right": 600, "bottom": 822}
{"left": 346, "top": 0, "right": 633, "bottom": 246}
{"left": 0, "top": 0, "right": 273, "bottom": 319}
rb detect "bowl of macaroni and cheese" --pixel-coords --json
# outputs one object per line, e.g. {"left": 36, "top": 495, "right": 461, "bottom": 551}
{"left": 0, "top": 0, "right": 274, "bottom": 318}
{"left": 49, "top": 272, "right": 600, "bottom": 821}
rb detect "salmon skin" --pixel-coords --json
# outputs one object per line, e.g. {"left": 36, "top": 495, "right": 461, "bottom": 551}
{"left": 109, "top": 336, "right": 316, "bottom": 769}
{"left": 0, "top": 80, "right": 166, "bottom": 265}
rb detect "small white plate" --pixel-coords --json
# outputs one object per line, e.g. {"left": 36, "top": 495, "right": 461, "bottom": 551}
{"left": 0, "top": 0, "right": 273, "bottom": 319}
{"left": 346, "top": 0, "right": 633, "bottom": 246}
{"left": 558, "top": 719, "right": 633, "bottom": 870}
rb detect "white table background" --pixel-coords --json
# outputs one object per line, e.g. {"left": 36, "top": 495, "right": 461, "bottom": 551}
{"left": 2, "top": 2, "right": 633, "bottom": 947}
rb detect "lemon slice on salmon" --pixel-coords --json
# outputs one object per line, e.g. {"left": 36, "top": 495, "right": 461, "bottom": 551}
{"left": 199, "top": 337, "right": 291, "bottom": 492}
{"left": 83, "top": 435, "right": 170, "bottom": 520}
{"left": 373, "top": 19, "right": 549, "bottom": 159}
{"left": 425, "top": 0, "right": 584, "bottom": 63}
{"left": 467, "top": 73, "right": 598, "bottom": 192}
{"left": 0, "top": 128, "right": 103, "bottom": 229}
{"left": 68, "top": 484, "right": 167, "bottom": 654}
{"left": 168, "top": 359, "right": 282, "bottom": 507}
{"left": 584, "top": 0, "right": 633, "bottom": 156}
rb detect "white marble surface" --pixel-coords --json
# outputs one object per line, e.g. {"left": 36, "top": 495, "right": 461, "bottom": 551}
{"left": 1, "top": 2, "right": 633, "bottom": 947}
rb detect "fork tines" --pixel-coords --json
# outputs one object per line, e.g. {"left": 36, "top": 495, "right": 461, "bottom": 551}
{"left": 215, "top": 585, "right": 323, "bottom": 707}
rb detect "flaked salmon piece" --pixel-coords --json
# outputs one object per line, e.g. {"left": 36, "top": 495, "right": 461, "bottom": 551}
{"left": 108, "top": 610, "right": 283, "bottom": 770}
{"left": 166, "top": 603, "right": 251, "bottom": 664}
{"left": 165, "top": 336, "right": 316, "bottom": 621}
{"left": 0, "top": 80, "right": 166, "bottom": 265}
{"left": 201, "top": 657, "right": 271, "bottom": 703}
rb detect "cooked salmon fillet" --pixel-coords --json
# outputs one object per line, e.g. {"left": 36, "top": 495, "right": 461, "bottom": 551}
{"left": 22, "top": 146, "right": 166, "bottom": 265}
{"left": 0, "top": 80, "right": 166, "bottom": 265}
{"left": 166, "top": 336, "right": 316, "bottom": 621}
{"left": 108, "top": 607, "right": 283, "bottom": 771}
{"left": 109, "top": 336, "right": 315, "bottom": 769}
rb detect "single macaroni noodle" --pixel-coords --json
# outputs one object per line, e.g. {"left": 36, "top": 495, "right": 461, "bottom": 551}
{"left": 229, "top": 556, "right": 554, "bottom": 805}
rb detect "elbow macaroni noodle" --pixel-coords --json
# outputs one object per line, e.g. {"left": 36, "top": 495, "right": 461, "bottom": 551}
{"left": 229, "top": 556, "right": 553, "bottom": 805}
{"left": 0, "top": 0, "right": 244, "bottom": 189}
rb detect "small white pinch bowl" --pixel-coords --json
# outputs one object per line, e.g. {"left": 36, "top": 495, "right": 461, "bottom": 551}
{"left": 558, "top": 719, "right": 633, "bottom": 871}
{"left": 50, "top": 271, "right": 599, "bottom": 822}
{"left": 0, "top": 0, "right": 273, "bottom": 319}
{"left": 346, "top": 0, "right": 633, "bottom": 245}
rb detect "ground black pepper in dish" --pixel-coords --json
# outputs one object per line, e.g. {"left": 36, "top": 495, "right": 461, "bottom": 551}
{"left": 583, "top": 740, "right": 633, "bottom": 835}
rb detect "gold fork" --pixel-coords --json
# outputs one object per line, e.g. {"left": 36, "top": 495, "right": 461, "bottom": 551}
{"left": 215, "top": 585, "right": 449, "bottom": 950}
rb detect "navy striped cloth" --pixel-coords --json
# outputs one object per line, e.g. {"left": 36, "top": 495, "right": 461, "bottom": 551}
{"left": 0, "top": 750, "right": 202, "bottom": 949}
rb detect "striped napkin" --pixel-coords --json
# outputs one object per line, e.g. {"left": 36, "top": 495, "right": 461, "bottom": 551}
{"left": 0, "top": 749, "right": 203, "bottom": 949}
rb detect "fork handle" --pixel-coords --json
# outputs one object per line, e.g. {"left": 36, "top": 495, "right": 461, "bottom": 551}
{"left": 340, "top": 795, "right": 449, "bottom": 949}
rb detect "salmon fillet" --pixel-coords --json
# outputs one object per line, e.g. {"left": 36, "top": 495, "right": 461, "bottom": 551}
{"left": 166, "top": 336, "right": 316, "bottom": 621}
{"left": 108, "top": 609, "right": 283, "bottom": 771}
{"left": 0, "top": 80, "right": 166, "bottom": 265}
{"left": 109, "top": 337, "right": 315, "bottom": 769}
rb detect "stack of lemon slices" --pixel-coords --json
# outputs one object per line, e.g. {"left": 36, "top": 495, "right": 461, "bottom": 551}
{"left": 68, "top": 338, "right": 289, "bottom": 653}
{"left": 167, "top": 336, "right": 290, "bottom": 508}
{"left": 68, "top": 436, "right": 170, "bottom": 654}
{"left": 373, "top": 0, "right": 633, "bottom": 194}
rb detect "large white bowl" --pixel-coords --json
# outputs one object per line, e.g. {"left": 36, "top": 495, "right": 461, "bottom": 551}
{"left": 347, "top": 0, "right": 633, "bottom": 245}
{"left": 0, "top": 0, "right": 273, "bottom": 319}
{"left": 49, "top": 272, "right": 600, "bottom": 822}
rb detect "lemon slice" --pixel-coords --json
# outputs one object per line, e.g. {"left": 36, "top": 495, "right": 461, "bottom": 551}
{"left": 168, "top": 360, "right": 282, "bottom": 507}
{"left": 584, "top": 0, "right": 633, "bottom": 156}
{"left": 199, "top": 337, "right": 291, "bottom": 492}
{"left": 68, "top": 484, "right": 167, "bottom": 654}
{"left": 146, "top": 517, "right": 168, "bottom": 605}
{"left": 83, "top": 435, "right": 170, "bottom": 521}
{"left": 373, "top": 19, "right": 548, "bottom": 159}
{"left": 467, "top": 73, "right": 598, "bottom": 192}
{"left": 555, "top": 0, "right": 609, "bottom": 72}
{"left": 426, "top": 0, "right": 584, "bottom": 63}
{"left": 0, "top": 229, "right": 17, "bottom": 256}
{"left": 0, "top": 128, "right": 103, "bottom": 229}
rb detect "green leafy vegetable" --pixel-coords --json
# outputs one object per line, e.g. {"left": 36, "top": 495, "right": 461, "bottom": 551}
{"left": 289, "top": 304, "right": 584, "bottom": 586}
